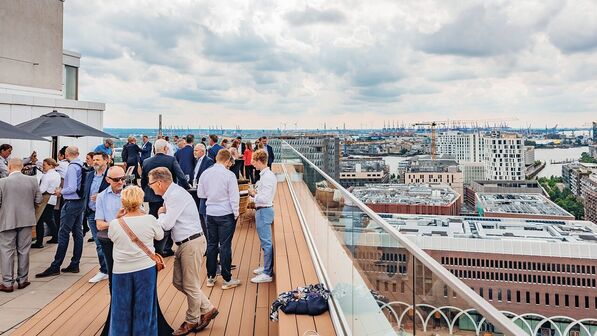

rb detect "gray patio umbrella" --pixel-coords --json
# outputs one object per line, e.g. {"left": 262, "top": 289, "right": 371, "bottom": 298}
{"left": 16, "top": 110, "right": 116, "bottom": 159}
{"left": 0, "top": 120, "right": 50, "bottom": 142}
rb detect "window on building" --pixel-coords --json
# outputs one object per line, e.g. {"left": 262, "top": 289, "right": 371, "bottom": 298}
{"left": 555, "top": 294, "right": 560, "bottom": 306}
{"left": 535, "top": 292, "right": 540, "bottom": 305}
{"left": 479, "top": 287, "right": 484, "bottom": 298}
{"left": 526, "top": 291, "right": 530, "bottom": 304}
{"left": 516, "top": 290, "right": 521, "bottom": 303}
{"left": 498, "top": 289, "right": 502, "bottom": 301}
{"left": 545, "top": 293, "right": 550, "bottom": 306}
{"left": 488, "top": 288, "right": 493, "bottom": 300}
{"left": 565, "top": 294, "right": 569, "bottom": 307}
{"left": 575, "top": 295, "right": 579, "bottom": 308}
{"left": 506, "top": 289, "right": 511, "bottom": 302}
{"left": 64, "top": 65, "right": 78, "bottom": 100}
{"left": 585, "top": 296, "right": 590, "bottom": 309}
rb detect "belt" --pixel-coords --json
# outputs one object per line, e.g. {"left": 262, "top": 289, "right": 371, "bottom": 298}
{"left": 175, "top": 232, "right": 203, "bottom": 246}
{"left": 255, "top": 206, "right": 272, "bottom": 210}
{"left": 63, "top": 198, "right": 82, "bottom": 202}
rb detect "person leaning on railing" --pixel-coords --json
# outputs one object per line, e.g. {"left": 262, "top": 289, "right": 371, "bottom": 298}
{"left": 107, "top": 186, "right": 163, "bottom": 335}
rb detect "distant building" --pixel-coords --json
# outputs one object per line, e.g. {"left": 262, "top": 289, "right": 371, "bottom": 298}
{"left": 464, "top": 180, "right": 544, "bottom": 207}
{"left": 475, "top": 193, "right": 575, "bottom": 220}
{"left": 339, "top": 157, "right": 389, "bottom": 187}
{"left": 582, "top": 175, "right": 597, "bottom": 225}
{"left": 402, "top": 156, "right": 464, "bottom": 197}
{"left": 346, "top": 214, "right": 597, "bottom": 328}
{"left": 524, "top": 146, "right": 535, "bottom": 166}
{"left": 0, "top": 0, "right": 105, "bottom": 158}
{"left": 352, "top": 183, "right": 461, "bottom": 215}
{"left": 437, "top": 131, "right": 524, "bottom": 181}
{"left": 272, "top": 135, "right": 340, "bottom": 180}
{"left": 562, "top": 163, "right": 597, "bottom": 197}
{"left": 593, "top": 122, "right": 597, "bottom": 142}
{"left": 461, "top": 162, "right": 486, "bottom": 185}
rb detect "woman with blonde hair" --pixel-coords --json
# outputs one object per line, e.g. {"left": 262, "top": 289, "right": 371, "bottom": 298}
{"left": 108, "top": 186, "right": 164, "bottom": 335}
{"left": 229, "top": 139, "right": 243, "bottom": 178}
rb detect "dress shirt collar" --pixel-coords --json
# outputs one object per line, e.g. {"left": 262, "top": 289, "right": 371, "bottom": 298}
{"left": 8, "top": 171, "right": 20, "bottom": 176}
{"left": 259, "top": 167, "right": 271, "bottom": 176}
{"left": 107, "top": 185, "right": 121, "bottom": 196}
{"left": 162, "top": 181, "right": 177, "bottom": 200}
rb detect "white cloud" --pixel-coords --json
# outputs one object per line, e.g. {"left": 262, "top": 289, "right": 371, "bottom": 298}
{"left": 64, "top": 0, "right": 597, "bottom": 129}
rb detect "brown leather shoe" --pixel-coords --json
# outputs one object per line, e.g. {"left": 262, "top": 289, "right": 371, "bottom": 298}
{"left": 195, "top": 308, "right": 219, "bottom": 331}
{"left": 18, "top": 281, "right": 31, "bottom": 290}
{"left": 172, "top": 322, "right": 198, "bottom": 336}
{"left": 0, "top": 284, "right": 14, "bottom": 293}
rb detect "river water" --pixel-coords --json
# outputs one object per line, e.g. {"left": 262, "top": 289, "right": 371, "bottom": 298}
{"left": 534, "top": 146, "right": 588, "bottom": 178}
{"left": 383, "top": 146, "right": 589, "bottom": 178}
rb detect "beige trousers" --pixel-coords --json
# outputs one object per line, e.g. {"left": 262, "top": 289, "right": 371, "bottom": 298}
{"left": 173, "top": 235, "right": 214, "bottom": 324}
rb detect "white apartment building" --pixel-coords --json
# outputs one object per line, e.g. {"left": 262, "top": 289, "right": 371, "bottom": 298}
{"left": 0, "top": 0, "right": 105, "bottom": 158}
{"left": 437, "top": 131, "right": 524, "bottom": 182}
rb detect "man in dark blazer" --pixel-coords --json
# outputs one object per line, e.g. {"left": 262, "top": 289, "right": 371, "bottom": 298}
{"left": 207, "top": 134, "right": 223, "bottom": 161}
{"left": 83, "top": 152, "right": 110, "bottom": 283}
{"left": 174, "top": 135, "right": 196, "bottom": 180}
{"left": 141, "top": 139, "right": 190, "bottom": 256}
{"left": 191, "top": 144, "right": 214, "bottom": 238}
{"left": 140, "top": 135, "right": 152, "bottom": 165}
{"left": 236, "top": 136, "right": 246, "bottom": 155}
{"left": 262, "top": 136, "right": 275, "bottom": 168}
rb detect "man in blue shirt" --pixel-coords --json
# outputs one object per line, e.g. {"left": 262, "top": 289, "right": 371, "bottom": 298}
{"left": 84, "top": 152, "right": 110, "bottom": 283}
{"left": 36, "top": 146, "right": 86, "bottom": 277}
{"left": 94, "top": 139, "right": 114, "bottom": 163}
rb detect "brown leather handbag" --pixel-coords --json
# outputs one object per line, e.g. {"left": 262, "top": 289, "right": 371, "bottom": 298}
{"left": 117, "top": 217, "right": 165, "bottom": 272}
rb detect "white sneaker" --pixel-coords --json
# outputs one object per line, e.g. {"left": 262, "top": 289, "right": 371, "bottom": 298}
{"left": 253, "top": 267, "right": 264, "bottom": 275}
{"left": 251, "top": 273, "right": 273, "bottom": 283}
{"left": 222, "top": 278, "right": 241, "bottom": 290}
{"left": 88, "top": 272, "right": 108, "bottom": 283}
{"left": 206, "top": 277, "right": 216, "bottom": 287}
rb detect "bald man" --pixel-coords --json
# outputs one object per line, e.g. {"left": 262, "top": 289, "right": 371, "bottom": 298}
{"left": 0, "top": 158, "right": 42, "bottom": 291}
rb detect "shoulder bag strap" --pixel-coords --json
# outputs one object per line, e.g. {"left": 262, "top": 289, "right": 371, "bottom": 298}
{"left": 117, "top": 217, "right": 156, "bottom": 259}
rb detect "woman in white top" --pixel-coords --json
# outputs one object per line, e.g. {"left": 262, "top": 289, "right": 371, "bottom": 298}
{"left": 32, "top": 158, "right": 61, "bottom": 248}
{"left": 108, "top": 186, "right": 164, "bottom": 336}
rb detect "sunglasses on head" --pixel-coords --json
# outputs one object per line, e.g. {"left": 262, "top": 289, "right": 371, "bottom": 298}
{"left": 108, "top": 176, "right": 126, "bottom": 182}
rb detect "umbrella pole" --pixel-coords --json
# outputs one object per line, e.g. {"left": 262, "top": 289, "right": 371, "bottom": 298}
{"left": 52, "top": 136, "right": 58, "bottom": 160}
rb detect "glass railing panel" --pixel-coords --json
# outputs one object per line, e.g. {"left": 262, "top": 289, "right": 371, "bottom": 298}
{"left": 280, "top": 141, "right": 525, "bottom": 336}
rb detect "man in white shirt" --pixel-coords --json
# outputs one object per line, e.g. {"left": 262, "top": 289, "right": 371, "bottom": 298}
{"left": 197, "top": 149, "right": 241, "bottom": 290}
{"left": 148, "top": 167, "right": 217, "bottom": 335}
{"left": 248, "top": 150, "right": 276, "bottom": 283}
{"left": 0, "top": 144, "right": 12, "bottom": 178}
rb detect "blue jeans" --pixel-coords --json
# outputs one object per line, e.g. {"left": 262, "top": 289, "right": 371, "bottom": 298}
{"left": 206, "top": 214, "right": 236, "bottom": 281}
{"left": 255, "top": 207, "right": 274, "bottom": 276}
{"left": 110, "top": 266, "right": 157, "bottom": 336}
{"left": 50, "top": 199, "right": 84, "bottom": 270}
{"left": 87, "top": 211, "right": 107, "bottom": 274}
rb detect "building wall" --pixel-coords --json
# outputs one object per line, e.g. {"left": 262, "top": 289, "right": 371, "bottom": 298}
{"left": 524, "top": 146, "right": 535, "bottom": 166}
{"left": 582, "top": 175, "right": 597, "bottom": 224}
{"left": 366, "top": 201, "right": 461, "bottom": 216}
{"left": 404, "top": 172, "right": 464, "bottom": 198}
{"left": 352, "top": 245, "right": 597, "bottom": 322}
{"left": 483, "top": 134, "right": 524, "bottom": 181}
{"left": 0, "top": 0, "right": 63, "bottom": 92}
{"left": 462, "top": 162, "right": 486, "bottom": 185}
{"left": 0, "top": 97, "right": 105, "bottom": 159}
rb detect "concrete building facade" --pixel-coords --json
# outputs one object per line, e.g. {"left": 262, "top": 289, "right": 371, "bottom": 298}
{"left": 475, "top": 193, "right": 575, "bottom": 220}
{"left": 0, "top": 0, "right": 106, "bottom": 159}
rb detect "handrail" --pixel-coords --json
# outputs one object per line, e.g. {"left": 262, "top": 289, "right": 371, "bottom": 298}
{"left": 281, "top": 141, "right": 527, "bottom": 336}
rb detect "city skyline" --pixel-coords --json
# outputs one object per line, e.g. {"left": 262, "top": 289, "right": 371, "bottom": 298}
{"left": 64, "top": 0, "right": 597, "bottom": 129}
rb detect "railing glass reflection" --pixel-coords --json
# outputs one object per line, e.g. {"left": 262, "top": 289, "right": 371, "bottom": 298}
{"left": 280, "top": 141, "right": 525, "bottom": 336}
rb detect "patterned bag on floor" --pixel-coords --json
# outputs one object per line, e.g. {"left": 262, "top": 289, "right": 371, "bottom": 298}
{"left": 270, "top": 283, "right": 330, "bottom": 321}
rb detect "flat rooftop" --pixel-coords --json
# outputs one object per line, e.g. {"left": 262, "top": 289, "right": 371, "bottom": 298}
{"left": 347, "top": 214, "right": 597, "bottom": 258}
{"left": 352, "top": 183, "right": 458, "bottom": 206}
{"left": 476, "top": 193, "right": 573, "bottom": 217}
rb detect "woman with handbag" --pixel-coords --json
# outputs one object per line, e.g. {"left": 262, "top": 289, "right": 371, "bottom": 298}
{"left": 108, "top": 186, "right": 164, "bottom": 336}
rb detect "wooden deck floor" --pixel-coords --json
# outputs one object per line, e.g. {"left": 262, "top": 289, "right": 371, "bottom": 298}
{"left": 13, "top": 167, "right": 337, "bottom": 336}
{"left": 12, "top": 212, "right": 278, "bottom": 336}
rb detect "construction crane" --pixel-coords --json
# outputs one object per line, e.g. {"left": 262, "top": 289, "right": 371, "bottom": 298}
{"left": 412, "top": 121, "right": 445, "bottom": 160}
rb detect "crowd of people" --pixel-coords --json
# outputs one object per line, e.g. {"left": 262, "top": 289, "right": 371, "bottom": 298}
{"left": 0, "top": 134, "right": 277, "bottom": 336}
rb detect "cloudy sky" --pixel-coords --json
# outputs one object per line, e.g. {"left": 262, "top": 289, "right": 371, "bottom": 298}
{"left": 64, "top": 0, "right": 597, "bottom": 129}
